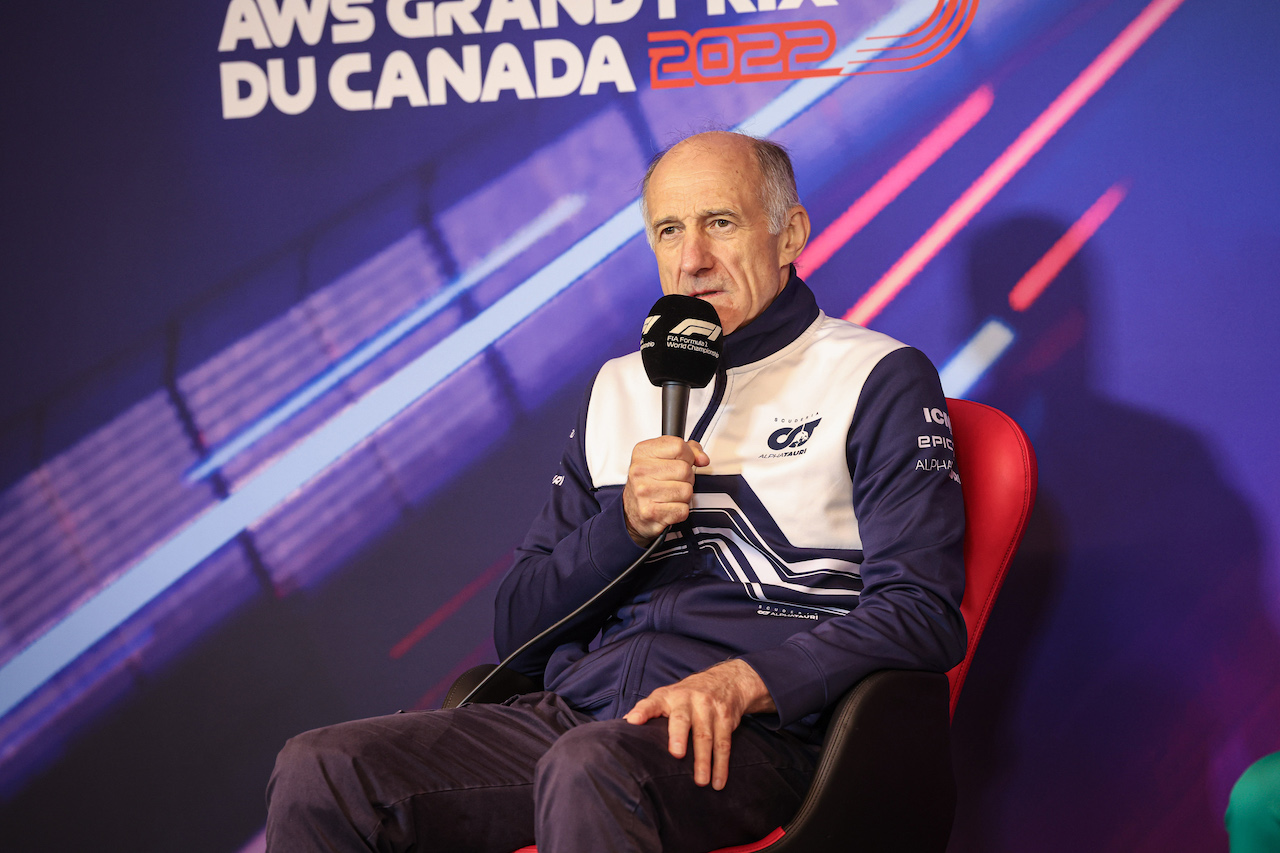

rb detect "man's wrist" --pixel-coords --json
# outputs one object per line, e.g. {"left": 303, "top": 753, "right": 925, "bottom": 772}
{"left": 624, "top": 518, "right": 657, "bottom": 547}
{"left": 718, "top": 659, "right": 776, "bottom": 715}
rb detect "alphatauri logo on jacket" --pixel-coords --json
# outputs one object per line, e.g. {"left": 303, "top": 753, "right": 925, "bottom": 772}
{"left": 761, "top": 419, "right": 821, "bottom": 458}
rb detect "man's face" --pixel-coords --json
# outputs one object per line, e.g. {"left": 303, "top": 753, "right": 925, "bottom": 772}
{"left": 644, "top": 134, "right": 804, "bottom": 336}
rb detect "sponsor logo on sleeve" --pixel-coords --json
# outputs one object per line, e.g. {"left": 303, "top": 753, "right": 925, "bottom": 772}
{"left": 915, "top": 404, "right": 958, "bottom": 474}
{"left": 915, "top": 405, "right": 958, "bottom": 474}
{"left": 918, "top": 434, "right": 955, "bottom": 451}
{"left": 923, "top": 406, "right": 953, "bottom": 432}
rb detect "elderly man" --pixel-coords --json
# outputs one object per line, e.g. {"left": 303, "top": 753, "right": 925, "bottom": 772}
{"left": 266, "top": 131, "right": 965, "bottom": 853}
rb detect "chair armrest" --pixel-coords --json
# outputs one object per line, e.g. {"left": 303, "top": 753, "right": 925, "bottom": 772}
{"left": 441, "top": 664, "right": 543, "bottom": 709}
{"left": 764, "top": 669, "right": 955, "bottom": 852}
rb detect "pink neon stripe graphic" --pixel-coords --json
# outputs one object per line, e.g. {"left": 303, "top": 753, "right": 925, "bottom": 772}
{"left": 389, "top": 553, "right": 512, "bottom": 660}
{"left": 1009, "top": 182, "right": 1128, "bottom": 311}
{"left": 796, "top": 85, "right": 994, "bottom": 279}
{"left": 846, "top": 0, "right": 1186, "bottom": 327}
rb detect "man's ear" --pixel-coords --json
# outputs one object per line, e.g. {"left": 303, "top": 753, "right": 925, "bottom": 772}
{"left": 778, "top": 205, "right": 811, "bottom": 266}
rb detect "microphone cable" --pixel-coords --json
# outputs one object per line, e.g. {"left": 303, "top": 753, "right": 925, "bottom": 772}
{"left": 457, "top": 524, "right": 672, "bottom": 706}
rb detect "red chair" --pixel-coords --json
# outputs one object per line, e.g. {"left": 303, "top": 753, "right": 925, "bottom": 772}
{"left": 944, "top": 398, "right": 1040, "bottom": 716}
{"left": 447, "top": 398, "right": 1038, "bottom": 853}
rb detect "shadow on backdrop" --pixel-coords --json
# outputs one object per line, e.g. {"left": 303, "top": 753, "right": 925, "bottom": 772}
{"left": 946, "top": 215, "right": 1276, "bottom": 852}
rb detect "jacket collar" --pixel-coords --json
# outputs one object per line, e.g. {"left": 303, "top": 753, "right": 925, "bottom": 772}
{"left": 720, "top": 266, "right": 821, "bottom": 370}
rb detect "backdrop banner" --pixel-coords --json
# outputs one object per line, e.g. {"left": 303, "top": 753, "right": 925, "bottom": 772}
{"left": 1, "top": 1, "right": 1278, "bottom": 851}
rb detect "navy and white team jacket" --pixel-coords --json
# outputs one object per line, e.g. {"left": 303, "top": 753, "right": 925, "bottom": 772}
{"left": 494, "top": 273, "right": 966, "bottom": 741}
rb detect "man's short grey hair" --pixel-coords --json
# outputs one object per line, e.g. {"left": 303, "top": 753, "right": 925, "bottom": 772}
{"left": 639, "top": 132, "right": 801, "bottom": 246}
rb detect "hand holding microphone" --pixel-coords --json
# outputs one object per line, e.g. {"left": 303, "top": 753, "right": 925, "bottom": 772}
{"left": 623, "top": 295, "right": 723, "bottom": 546}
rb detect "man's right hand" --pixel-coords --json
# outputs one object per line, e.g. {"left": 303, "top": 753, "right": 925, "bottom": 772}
{"left": 622, "top": 436, "right": 710, "bottom": 546}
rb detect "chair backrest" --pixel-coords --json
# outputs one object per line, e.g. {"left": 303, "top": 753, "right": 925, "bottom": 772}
{"left": 694, "top": 399, "right": 1039, "bottom": 852}
{"left": 944, "top": 397, "right": 1038, "bottom": 717}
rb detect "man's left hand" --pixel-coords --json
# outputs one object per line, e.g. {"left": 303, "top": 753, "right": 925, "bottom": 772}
{"left": 622, "top": 659, "right": 775, "bottom": 790}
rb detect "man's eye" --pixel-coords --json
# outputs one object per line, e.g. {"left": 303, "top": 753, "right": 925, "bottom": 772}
{"left": 712, "top": 219, "right": 731, "bottom": 229}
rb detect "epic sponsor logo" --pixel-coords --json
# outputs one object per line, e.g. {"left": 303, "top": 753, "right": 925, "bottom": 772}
{"left": 918, "top": 434, "right": 954, "bottom": 451}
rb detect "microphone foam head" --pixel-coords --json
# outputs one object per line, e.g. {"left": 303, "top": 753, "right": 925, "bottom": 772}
{"left": 640, "top": 294, "right": 724, "bottom": 388}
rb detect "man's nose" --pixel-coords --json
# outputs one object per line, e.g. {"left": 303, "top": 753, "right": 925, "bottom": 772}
{"left": 680, "top": 229, "right": 714, "bottom": 276}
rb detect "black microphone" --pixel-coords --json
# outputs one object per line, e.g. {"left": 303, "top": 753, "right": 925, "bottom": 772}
{"left": 640, "top": 295, "right": 724, "bottom": 439}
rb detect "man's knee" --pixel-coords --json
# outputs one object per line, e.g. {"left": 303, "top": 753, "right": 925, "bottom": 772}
{"left": 268, "top": 724, "right": 360, "bottom": 812}
{"left": 536, "top": 718, "right": 671, "bottom": 790}
{"left": 531, "top": 720, "right": 674, "bottom": 850}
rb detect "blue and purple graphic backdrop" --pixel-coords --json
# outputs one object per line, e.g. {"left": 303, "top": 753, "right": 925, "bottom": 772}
{"left": 1, "top": 0, "right": 1277, "bottom": 850}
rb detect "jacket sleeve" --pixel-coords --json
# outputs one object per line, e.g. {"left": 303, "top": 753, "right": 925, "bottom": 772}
{"left": 492, "top": 381, "right": 649, "bottom": 678}
{"left": 737, "top": 347, "right": 967, "bottom": 729}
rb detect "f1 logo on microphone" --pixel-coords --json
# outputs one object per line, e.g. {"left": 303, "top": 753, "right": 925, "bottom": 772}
{"left": 669, "top": 319, "right": 722, "bottom": 340}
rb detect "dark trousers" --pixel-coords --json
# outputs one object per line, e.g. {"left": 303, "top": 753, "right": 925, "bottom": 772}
{"left": 266, "top": 692, "right": 819, "bottom": 853}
